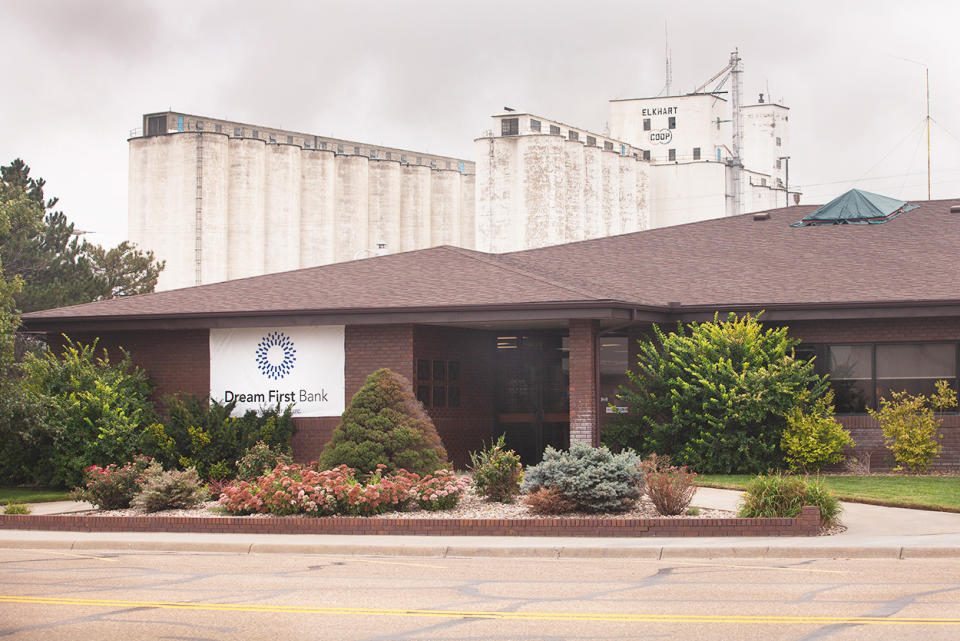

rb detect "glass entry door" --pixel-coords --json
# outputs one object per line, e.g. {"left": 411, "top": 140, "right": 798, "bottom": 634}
{"left": 495, "top": 334, "right": 569, "bottom": 464}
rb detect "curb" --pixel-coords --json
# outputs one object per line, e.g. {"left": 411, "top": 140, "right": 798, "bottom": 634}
{"left": 2, "top": 538, "right": 959, "bottom": 559}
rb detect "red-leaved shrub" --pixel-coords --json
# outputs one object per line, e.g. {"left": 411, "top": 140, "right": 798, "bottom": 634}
{"left": 640, "top": 454, "right": 697, "bottom": 516}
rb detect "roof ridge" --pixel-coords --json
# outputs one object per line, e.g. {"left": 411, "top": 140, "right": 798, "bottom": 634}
{"left": 438, "top": 245, "right": 605, "bottom": 300}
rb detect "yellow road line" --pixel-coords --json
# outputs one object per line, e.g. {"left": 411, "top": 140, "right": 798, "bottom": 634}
{"left": 1, "top": 595, "right": 958, "bottom": 626}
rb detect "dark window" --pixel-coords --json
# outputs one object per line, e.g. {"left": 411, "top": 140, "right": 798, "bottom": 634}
{"left": 877, "top": 344, "right": 957, "bottom": 400}
{"left": 269, "top": 134, "right": 276, "bottom": 143}
{"left": 530, "top": 119, "right": 541, "bottom": 132}
{"left": 549, "top": 124, "right": 561, "bottom": 135}
{"left": 252, "top": 130, "right": 259, "bottom": 139}
{"left": 287, "top": 135, "right": 293, "bottom": 144}
{"left": 668, "top": 116, "right": 676, "bottom": 129}
{"left": 146, "top": 116, "right": 167, "bottom": 136}
{"left": 568, "top": 130, "right": 579, "bottom": 142}
{"left": 416, "top": 359, "right": 461, "bottom": 409}
{"left": 370, "top": 149, "right": 377, "bottom": 159}
{"left": 214, "top": 124, "right": 222, "bottom": 133}
{"left": 693, "top": 147, "right": 701, "bottom": 160}
{"left": 586, "top": 136, "right": 596, "bottom": 146}
{"left": 400, "top": 154, "right": 406, "bottom": 163}
{"left": 385, "top": 151, "right": 391, "bottom": 160}
{"left": 643, "top": 150, "right": 651, "bottom": 161}
{"left": 604, "top": 141, "right": 614, "bottom": 151}
{"left": 416, "top": 385, "right": 431, "bottom": 405}
{"left": 234, "top": 127, "right": 242, "bottom": 137}
{"left": 761, "top": 177, "right": 767, "bottom": 186}
{"left": 808, "top": 342, "right": 959, "bottom": 413}
{"left": 776, "top": 158, "right": 782, "bottom": 169}
{"left": 353, "top": 146, "right": 360, "bottom": 155}
{"left": 776, "top": 136, "right": 782, "bottom": 146}
{"left": 337, "top": 144, "right": 344, "bottom": 154}
{"left": 417, "top": 359, "right": 431, "bottom": 381}
{"left": 501, "top": 118, "right": 519, "bottom": 136}
{"left": 195, "top": 120, "right": 204, "bottom": 131}
{"left": 668, "top": 148, "right": 676, "bottom": 162}
{"left": 643, "top": 118, "right": 651, "bottom": 131}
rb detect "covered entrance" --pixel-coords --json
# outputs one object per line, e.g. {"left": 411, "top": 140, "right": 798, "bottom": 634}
{"left": 495, "top": 333, "right": 570, "bottom": 464}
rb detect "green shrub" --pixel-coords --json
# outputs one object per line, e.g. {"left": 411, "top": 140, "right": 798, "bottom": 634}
{"left": 781, "top": 391, "right": 855, "bottom": 472}
{"left": 318, "top": 368, "right": 449, "bottom": 476}
{"left": 140, "top": 395, "right": 295, "bottom": 480}
{"left": 639, "top": 454, "right": 697, "bottom": 516}
{"left": 868, "top": 380, "right": 955, "bottom": 472}
{"left": 469, "top": 434, "right": 522, "bottom": 502}
{"left": 72, "top": 454, "right": 157, "bottom": 510}
{"left": 18, "top": 338, "right": 157, "bottom": 488}
{"left": 236, "top": 441, "right": 293, "bottom": 481}
{"left": 604, "top": 313, "right": 827, "bottom": 474}
{"left": 520, "top": 443, "right": 642, "bottom": 513}
{"left": 737, "top": 473, "right": 841, "bottom": 527}
{"left": 131, "top": 467, "right": 204, "bottom": 513}
{"left": 3, "top": 501, "right": 30, "bottom": 515}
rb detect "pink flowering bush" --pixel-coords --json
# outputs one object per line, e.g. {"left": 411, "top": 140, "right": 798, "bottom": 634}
{"left": 71, "top": 454, "right": 158, "bottom": 510}
{"left": 410, "top": 470, "right": 470, "bottom": 511}
{"left": 218, "top": 463, "right": 420, "bottom": 517}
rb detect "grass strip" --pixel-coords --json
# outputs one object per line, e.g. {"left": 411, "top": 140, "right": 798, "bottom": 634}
{"left": 696, "top": 475, "right": 960, "bottom": 512}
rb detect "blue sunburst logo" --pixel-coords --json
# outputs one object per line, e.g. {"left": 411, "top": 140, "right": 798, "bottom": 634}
{"left": 255, "top": 331, "right": 297, "bottom": 380}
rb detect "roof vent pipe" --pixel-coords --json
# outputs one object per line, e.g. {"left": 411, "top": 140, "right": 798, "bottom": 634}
{"left": 753, "top": 212, "right": 770, "bottom": 221}
{"left": 951, "top": 205, "right": 960, "bottom": 213}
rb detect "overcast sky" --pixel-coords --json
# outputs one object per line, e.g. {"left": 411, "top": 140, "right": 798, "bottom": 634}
{"left": 2, "top": 0, "right": 958, "bottom": 247}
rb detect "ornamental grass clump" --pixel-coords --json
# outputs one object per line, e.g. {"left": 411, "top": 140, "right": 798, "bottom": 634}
{"left": 520, "top": 443, "right": 643, "bottom": 513}
{"left": 639, "top": 454, "right": 697, "bottom": 516}
{"left": 737, "top": 473, "right": 841, "bottom": 527}
{"left": 469, "top": 434, "right": 522, "bottom": 502}
{"left": 318, "top": 369, "right": 449, "bottom": 476}
{"left": 411, "top": 470, "right": 470, "bottom": 511}
{"left": 131, "top": 467, "right": 204, "bottom": 513}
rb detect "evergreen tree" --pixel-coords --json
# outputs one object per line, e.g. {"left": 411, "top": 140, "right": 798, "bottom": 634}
{"left": 319, "top": 368, "right": 449, "bottom": 475}
{"left": 0, "top": 159, "right": 164, "bottom": 312}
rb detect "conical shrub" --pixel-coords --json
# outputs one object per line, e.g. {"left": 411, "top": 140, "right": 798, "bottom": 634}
{"left": 318, "top": 368, "right": 449, "bottom": 475}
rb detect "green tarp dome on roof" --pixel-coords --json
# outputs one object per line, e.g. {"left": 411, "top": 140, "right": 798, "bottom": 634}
{"left": 790, "top": 189, "right": 918, "bottom": 227}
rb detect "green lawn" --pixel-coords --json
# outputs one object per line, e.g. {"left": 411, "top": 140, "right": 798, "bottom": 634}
{"left": 0, "top": 488, "right": 72, "bottom": 505}
{"left": 697, "top": 474, "right": 960, "bottom": 512}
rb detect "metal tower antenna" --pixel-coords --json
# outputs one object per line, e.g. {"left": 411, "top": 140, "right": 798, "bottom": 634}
{"left": 729, "top": 48, "right": 743, "bottom": 217}
{"left": 664, "top": 22, "right": 672, "bottom": 96}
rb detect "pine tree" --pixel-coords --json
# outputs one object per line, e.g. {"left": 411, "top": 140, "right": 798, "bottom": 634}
{"left": 0, "top": 159, "right": 165, "bottom": 312}
{"left": 318, "top": 368, "right": 449, "bottom": 476}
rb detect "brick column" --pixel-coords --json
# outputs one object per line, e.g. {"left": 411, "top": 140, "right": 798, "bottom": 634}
{"left": 568, "top": 319, "right": 599, "bottom": 445}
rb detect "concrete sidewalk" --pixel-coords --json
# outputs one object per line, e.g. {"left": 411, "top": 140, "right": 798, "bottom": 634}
{"left": 2, "top": 488, "right": 958, "bottom": 560}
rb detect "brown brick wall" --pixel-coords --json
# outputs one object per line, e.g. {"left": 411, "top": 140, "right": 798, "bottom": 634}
{"left": 0, "top": 505, "right": 821, "bottom": 537}
{"left": 49, "top": 330, "right": 210, "bottom": 405}
{"left": 414, "top": 326, "right": 497, "bottom": 468}
{"left": 569, "top": 319, "right": 599, "bottom": 445}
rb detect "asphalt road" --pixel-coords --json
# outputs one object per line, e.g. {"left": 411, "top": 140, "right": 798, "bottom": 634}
{"left": 1, "top": 548, "right": 959, "bottom": 640}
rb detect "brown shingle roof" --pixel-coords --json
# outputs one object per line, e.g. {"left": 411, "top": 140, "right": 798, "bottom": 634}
{"left": 500, "top": 198, "right": 960, "bottom": 308}
{"left": 22, "top": 198, "right": 960, "bottom": 326}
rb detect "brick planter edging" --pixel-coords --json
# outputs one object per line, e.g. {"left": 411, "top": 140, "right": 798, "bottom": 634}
{"left": 0, "top": 506, "right": 820, "bottom": 537}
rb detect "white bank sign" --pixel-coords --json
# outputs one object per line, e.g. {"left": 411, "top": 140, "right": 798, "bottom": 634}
{"left": 209, "top": 326, "right": 345, "bottom": 417}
